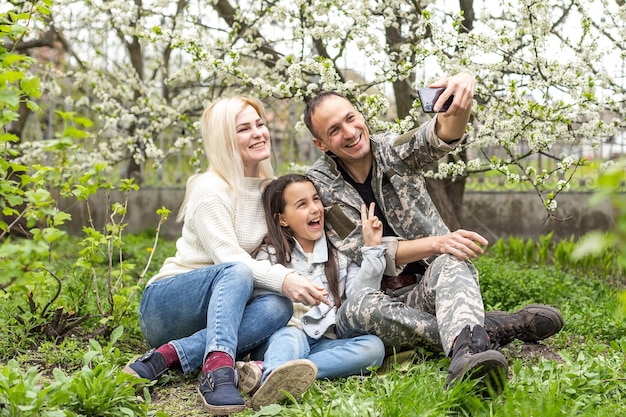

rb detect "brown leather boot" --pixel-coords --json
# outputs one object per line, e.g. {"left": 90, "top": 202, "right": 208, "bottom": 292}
{"left": 445, "top": 325, "right": 508, "bottom": 392}
{"left": 484, "top": 304, "right": 564, "bottom": 348}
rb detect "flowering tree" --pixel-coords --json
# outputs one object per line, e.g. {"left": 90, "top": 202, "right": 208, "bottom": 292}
{"left": 10, "top": 0, "right": 626, "bottom": 228}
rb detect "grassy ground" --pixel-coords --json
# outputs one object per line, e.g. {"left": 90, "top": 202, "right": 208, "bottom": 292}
{"left": 3, "top": 235, "right": 626, "bottom": 416}
{"left": 139, "top": 254, "right": 626, "bottom": 417}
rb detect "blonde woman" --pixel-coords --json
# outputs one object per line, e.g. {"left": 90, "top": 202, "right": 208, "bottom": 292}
{"left": 124, "top": 97, "right": 327, "bottom": 415}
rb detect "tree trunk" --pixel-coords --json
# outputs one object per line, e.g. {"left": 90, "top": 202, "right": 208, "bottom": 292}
{"left": 424, "top": 154, "right": 466, "bottom": 232}
{"left": 123, "top": 0, "right": 145, "bottom": 184}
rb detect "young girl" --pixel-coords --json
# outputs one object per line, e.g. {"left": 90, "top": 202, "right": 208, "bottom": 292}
{"left": 241, "top": 173, "right": 387, "bottom": 410}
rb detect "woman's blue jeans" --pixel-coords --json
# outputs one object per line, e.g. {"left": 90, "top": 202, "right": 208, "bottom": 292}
{"left": 138, "top": 262, "right": 293, "bottom": 374}
{"left": 261, "top": 326, "right": 385, "bottom": 381}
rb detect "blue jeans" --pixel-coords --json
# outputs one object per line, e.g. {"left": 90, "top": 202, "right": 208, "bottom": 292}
{"left": 138, "top": 262, "right": 293, "bottom": 374}
{"left": 261, "top": 326, "right": 385, "bottom": 381}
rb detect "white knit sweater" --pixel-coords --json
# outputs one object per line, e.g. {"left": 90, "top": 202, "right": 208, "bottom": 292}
{"left": 147, "top": 171, "right": 291, "bottom": 293}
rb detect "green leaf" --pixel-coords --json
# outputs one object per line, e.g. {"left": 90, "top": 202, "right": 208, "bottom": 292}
{"left": 0, "top": 88, "right": 20, "bottom": 108}
{"left": 25, "top": 99, "right": 40, "bottom": 112}
{"left": 61, "top": 126, "right": 90, "bottom": 139}
{"left": 0, "top": 131, "right": 20, "bottom": 143}
{"left": 571, "top": 233, "right": 608, "bottom": 260}
{"left": 52, "top": 211, "right": 72, "bottom": 226}
{"left": 20, "top": 77, "right": 41, "bottom": 97}
{"left": 110, "top": 325, "right": 124, "bottom": 345}
{"left": 73, "top": 116, "right": 93, "bottom": 127}
{"left": 0, "top": 70, "right": 23, "bottom": 83}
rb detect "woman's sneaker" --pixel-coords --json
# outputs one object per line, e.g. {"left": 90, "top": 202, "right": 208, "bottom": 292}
{"left": 251, "top": 359, "right": 317, "bottom": 411}
{"left": 122, "top": 348, "right": 168, "bottom": 381}
{"left": 198, "top": 366, "right": 245, "bottom": 415}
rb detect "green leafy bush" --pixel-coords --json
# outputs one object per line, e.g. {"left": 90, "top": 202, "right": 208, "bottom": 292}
{"left": 53, "top": 364, "right": 148, "bottom": 417}
{"left": 477, "top": 255, "right": 625, "bottom": 342}
{"left": 0, "top": 4, "right": 168, "bottom": 415}
{"left": 0, "top": 328, "right": 148, "bottom": 417}
{"left": 488, "top": 233, "right": 621, "bottom": 284}
{"left": 0, "top": 360, "right": 67, "bottom": 417}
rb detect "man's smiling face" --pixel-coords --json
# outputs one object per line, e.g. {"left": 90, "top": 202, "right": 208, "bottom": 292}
{"left": 311, "top": 95, "right": 371, "bottom": 163}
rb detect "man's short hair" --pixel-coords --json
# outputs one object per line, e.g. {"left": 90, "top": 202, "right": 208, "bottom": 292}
{"left": 303, "top": 91, "right": 350, "bottom": 138}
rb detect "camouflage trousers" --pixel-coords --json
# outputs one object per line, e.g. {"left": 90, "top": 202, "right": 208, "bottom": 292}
{"left": 336, "top": 254, "right": 484, "bottom": 356}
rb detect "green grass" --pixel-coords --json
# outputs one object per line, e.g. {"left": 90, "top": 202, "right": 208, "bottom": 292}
{"left": 2, "top": 234, "right": 626, "bottom": 416}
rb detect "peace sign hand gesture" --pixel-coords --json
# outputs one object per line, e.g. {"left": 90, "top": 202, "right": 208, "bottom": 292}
{"left": 361, "top": 202, "right": 383, "bottom": 247}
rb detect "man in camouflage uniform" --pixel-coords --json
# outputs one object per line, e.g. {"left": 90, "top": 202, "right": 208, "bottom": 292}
{"left": 304, "top": 72, "right": 563, "bottom": 389}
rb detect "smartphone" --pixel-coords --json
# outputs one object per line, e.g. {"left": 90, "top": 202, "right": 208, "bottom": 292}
{"left": 417, "top": 87, "right": 454, "bottom": 113}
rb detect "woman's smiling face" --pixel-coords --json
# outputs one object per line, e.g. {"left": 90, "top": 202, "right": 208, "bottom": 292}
{"left": 236, "top": 104, "right": 271, "bottom": 177}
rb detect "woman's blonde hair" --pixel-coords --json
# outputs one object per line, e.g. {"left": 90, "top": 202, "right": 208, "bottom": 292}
{"left": 177, "top": 96, "right": 274, "bottom": 223}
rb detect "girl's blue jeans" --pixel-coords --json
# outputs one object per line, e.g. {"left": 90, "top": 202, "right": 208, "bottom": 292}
{"left": 138, "top": 262, "right": 293, "bottom": 374}
{"left": 261, "top": 325, "right": 385, "bottom": 381}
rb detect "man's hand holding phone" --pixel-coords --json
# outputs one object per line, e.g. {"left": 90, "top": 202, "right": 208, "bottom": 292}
{"left": 417, "top": 87, "right": 454, "bottom": 113}
{"left": 418, "top": 73, "right": 476, "bottom": 141}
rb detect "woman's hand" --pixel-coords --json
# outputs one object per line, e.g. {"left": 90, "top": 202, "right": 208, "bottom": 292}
{"left": 282, "top": 272, "right": 329, "bottom": 306}
{"left": 361, "top": 202, "right": 382, "bottom": 247}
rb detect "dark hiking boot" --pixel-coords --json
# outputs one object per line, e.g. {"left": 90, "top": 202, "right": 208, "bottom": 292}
{"left": 484, "top": 304, "right": 564, "bottom": 348}
{"left": 122, "top": 348, "right": 168, "bottom": 381}
{"left": 198, "top": 366, "right": 245, "bottom": 415}
{"left": 445, "top": 325, "right": 508, "bottom": 392}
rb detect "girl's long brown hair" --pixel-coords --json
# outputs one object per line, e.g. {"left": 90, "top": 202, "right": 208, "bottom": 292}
{"left": 255, "top": 174, "right": 342, "bottom": 307}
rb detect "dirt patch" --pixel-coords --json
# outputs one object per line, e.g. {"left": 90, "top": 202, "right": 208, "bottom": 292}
{"left": 501, "top": 341, "right": 563, "bottom": 364}
{"left": 147, "top": 375, "right": 209, "bottom": 416}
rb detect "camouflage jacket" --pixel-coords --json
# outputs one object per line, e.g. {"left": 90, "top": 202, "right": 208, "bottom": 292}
{"left": 307, "top": 117, "right": 464, "bottom": 276}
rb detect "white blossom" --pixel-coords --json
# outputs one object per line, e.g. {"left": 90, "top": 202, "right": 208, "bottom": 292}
{"left": 11, "top": 0, "right": 622, "bottom": 210}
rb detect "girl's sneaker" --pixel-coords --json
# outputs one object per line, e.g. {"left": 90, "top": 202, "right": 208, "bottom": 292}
{"left": 236, "top": 360, "right": 263, "bottom": 394}
{"left": 251, "top": 359, "right": 317, "bottom": 410}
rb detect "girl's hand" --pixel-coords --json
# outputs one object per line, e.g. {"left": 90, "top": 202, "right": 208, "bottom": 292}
{"left": 361, "top": 202, "right": 382, "bottom": 247}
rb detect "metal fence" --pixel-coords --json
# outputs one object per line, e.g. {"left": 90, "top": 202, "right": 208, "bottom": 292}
{"left": 464, "top": 133, "right": 626, "bottom": 192}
